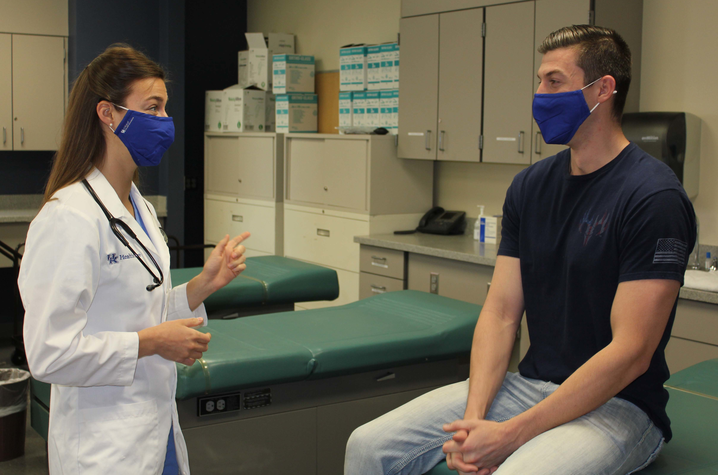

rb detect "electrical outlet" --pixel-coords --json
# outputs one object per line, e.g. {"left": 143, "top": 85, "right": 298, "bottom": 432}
{"left": 430, "top": 272, "right": 439, "bottom": 294}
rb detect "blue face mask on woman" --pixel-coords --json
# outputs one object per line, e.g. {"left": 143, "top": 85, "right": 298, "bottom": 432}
{"left": 110, "top": 104, "right": 175, "bottom": 167}
{"left": 532, "top": 77, "right": 613, "bottom": 145}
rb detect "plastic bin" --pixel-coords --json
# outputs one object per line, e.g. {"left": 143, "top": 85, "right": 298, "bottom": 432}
{"left": 0, "top": 368, "right": 30, "bottom": 462}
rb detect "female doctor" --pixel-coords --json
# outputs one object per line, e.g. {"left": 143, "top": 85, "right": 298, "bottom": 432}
{"left": 18, "top": 45, "right": 249, "bottom": 474}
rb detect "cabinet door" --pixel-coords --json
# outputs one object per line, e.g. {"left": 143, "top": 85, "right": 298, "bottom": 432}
{"left": 0, "top": 34, "right": 11, "bottom": 150}
{"left": 12, "top": 35, "right": 65, "bottom": 151}
{"left": 437, "top": 9, "right": 483, "bottom": 163}
{"left": 236, "top": 135, "right": 275, "bottom": 199}
{"left": 530, "top": 0, "right": 590, "bottom": 162}
{"left": 397, "top": 15, "right": 439, "bottom": 160}
{"left": 324, "top": 139, "right": 367, "bottom": 211}
{"left": 482, "top": 1, "right": 535, "bottom": 165}
{"left": 285, "top": 137, "right": 326, "bottom": 205}
{"left": 407, "top": 253, "right": 493, "bottom": 306}
{"left": 205, "top": 135, "right": 240, "bottom": 196}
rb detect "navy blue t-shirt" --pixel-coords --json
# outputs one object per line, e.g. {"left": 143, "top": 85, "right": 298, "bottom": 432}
{"left": 498, "top": 143, "right": 696, "bottom": 442}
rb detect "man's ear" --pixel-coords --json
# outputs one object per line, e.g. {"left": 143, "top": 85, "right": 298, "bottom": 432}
{"left": 597, "top": 75, "right": 618, "bottom": 103}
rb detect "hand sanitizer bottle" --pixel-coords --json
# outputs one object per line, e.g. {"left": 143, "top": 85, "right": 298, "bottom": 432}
{"left": 474, "top": 205, "right": 484, "bottom": 241}
{"left": 706, "top": 252, "right": 712, "bottom": 271}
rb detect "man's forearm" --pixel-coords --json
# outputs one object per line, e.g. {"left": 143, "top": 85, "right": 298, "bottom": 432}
{"left": 464, "top": 309, "right": 519, "bottom": 420}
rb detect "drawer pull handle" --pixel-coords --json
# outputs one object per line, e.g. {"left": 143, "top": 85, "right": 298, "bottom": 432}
{"left": 535, "top": 131, "right": 542, "bottom": 155}
{"left": 371, "top": 256, "right": 389, "bottom": 268}
{"left": 317, "top": 228, "right": 330, "bottom": 237}
{"left": 439, "top": 130, "right": 445, "bottom": 152}
{"left": 2, "top": 127, "right": 5, "bottom": 145}
{"left": 376, "top": 372, "right": 395, "bottom": 382}
{"left": 371, "top": 284, "right": 387, "bottom": 294}
{"left": 232, "top": 215, "right": 243, "bottom": 222}
{"left": 425, "top": 130, "right": 431, "bottom": 150}
{"left": 518, "top": 131, "right": 525, "bottom": 154}
{"left": 21, "top": 127, "right": 24, "bottom": 145}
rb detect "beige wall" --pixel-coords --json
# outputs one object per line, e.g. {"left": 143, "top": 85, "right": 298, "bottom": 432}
{"left": 641, "top": 0, "right": 718, "bottom": 244}
{"left": 249, "top": 0, "right": 718, "bottom": 242}
{"left": 247, "top": 0, "right": 400, "bottom": 72}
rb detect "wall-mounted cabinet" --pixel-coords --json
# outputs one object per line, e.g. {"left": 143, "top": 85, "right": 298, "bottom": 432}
{"left": 398, "top": 0, "right": 642, "bottom": 164}
{"left": 0, "top": 33, "right": 67, "bottom": 151}
{"left": 204, "top": 132, "right": 284, "bottom": 258}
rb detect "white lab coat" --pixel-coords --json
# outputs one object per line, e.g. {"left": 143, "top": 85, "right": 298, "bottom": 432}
{"left": 19, "top": 168, "right": 207, "bottom": 475}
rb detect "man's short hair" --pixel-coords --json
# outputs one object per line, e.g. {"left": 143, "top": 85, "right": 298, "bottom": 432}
{"left": 538, "top": 25, "right": 631, "bottom": 121}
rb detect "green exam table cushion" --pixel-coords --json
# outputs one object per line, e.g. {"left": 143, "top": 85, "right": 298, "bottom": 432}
{"left": 175, "top": 290, "right": 481, "bottom": 399}
{"left": 170, "top": 255, "right": 339, "bottom": 313}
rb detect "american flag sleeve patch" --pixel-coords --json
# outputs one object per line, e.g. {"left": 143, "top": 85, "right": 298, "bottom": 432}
{"left": 653, "top": 238, "right": 688, "bottom": 265}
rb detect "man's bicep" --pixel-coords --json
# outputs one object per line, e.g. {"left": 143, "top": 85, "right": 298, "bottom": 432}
{"left": 483, "top": 255, "right": 525, "bottom": 326}
{"left": 610, "top": 279, "right": 680, "bottom": 361}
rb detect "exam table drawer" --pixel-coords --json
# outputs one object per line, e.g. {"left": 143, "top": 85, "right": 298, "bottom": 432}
{"left": 359, "top": 245, "right": 405, "bottom": 279}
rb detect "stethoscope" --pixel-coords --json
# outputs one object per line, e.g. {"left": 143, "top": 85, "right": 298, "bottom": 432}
{"left": 82, "top": 179, "right": 164, "bottom": 291}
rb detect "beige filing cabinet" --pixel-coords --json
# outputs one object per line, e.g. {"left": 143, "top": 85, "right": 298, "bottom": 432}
{"left": 283, "top": 134, "right": 433, "bottom": 309}
{"left": 0, "top": 33, "right": 67, "bottom": 151}
{"left": 359, "top": 245, "right": 407, "bottom": 299}
{"left": 204, "top": 132, "right": 284, "bottom": 258}
{"left": 398, "top": 0, "right": 643, "bottom": 165}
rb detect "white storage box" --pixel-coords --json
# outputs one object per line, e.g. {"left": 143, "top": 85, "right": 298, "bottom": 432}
{"left": 380, "top": 43, "right": 400, "bottom": 90}
{"left": 245, "top": 32, "right": 295, "bottom": 91}
{"left": 273, "top": 54, "right": 315, "bottom": 94}
{"left": 352, "top": 92, "right": 367, "bottom": 127}
{"left": 276, "top": 93, "right": 317, "bottom": 133}
{"left": 365, "top": 91, "right": 381, "bottom": 128}
{"left": 339, "top": 92, "right": 353, "bottom": 127}
{"left": 205, "top": 90, "right": 224, "bottom": 132}
{"left": 366, "top": 45, "right": 382, "bottom": 91}
{"left": 265, "top": 92, "right": 276, "bottom": 132}
{"left": 222, "top": 86, "right": 266, "bottom": 133}
{"left": 238, "top": 51, "right": 250, "bottom": 88}
{"left": 340, "top": 45, "right": 367, "bottom": 92}
{"left": 380, "top": 90, "right": 393, "bottom": 132}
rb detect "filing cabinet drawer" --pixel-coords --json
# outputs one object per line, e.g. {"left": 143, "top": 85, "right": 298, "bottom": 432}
{"left": 284, "top": 209, "right": 369, "bottom": 273}
{"left": 408, "top": 253, "right": 493, "bottom": 306}
{"left": 359, "top": 272, "right": 405, "bottom": 300}
{"left": 300, "top": 267, "right": 359, "bottom": 310}
{"left": 205, "top": 199, "right": 278, "bottom": 255}
{"left": 359, "top": 245, "right": 406, "bottom": 280}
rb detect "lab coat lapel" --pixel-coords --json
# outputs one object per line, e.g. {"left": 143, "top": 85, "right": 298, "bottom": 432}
{"left": 85, "top": 169, "right": 163, "bottom": 270}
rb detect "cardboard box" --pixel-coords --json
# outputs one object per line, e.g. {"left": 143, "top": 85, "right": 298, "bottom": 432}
{"left": 352, "top": 91, "right": 367, "bottom": 127}
{"left": 366, "top": 45, "right": 382, "bottom": 91}
{"left": 265, "top": 92, "right": 276, "bottom": 132}
{"left": 244, "top": 32, "right": 295, "bottom": 91}
{"left": 238, "top": 51, "right": 249, "bottom": 88}
{"left": 205, "top": 90, "right": 224, "bottom": 132}
{"left": 340, "top": 45, "right": 367, "bottom": 92}
{"left": 380, "top": 43, "right": 400, "bottom": 90}
{"left": 273, "top": 54, "right": 315, "bottom": 94}
{"left": 365, "top": 91, "right": 381, "bottom": 128}
{"left": 222, "top": 86, "right": 266, "bottom": 133}
{"left": 380, "top": 90, "right": 393, "bottom": 132}
{"left": 276, "top": 93, "right": 317, "bottom": 133}
{"left": 339, "top": 92, "right": 353, "bottom": 127}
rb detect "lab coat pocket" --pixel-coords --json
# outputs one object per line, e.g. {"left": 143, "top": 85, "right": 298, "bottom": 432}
{"left": 78, "top": 399, "right": 160, "bottom": 474}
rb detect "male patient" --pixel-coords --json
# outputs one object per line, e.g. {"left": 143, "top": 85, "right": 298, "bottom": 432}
{"left": 344, "top": 25, "right": 696, "bottom": 475}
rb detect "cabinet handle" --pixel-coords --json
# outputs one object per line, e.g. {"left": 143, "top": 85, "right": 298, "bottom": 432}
{"left": 425, "top": 130, "right": 431, "bottom": 150}
{"left": 2, "top": 127, "right": 5, "bottom": 145}
{"left": 232, "top": 215, "right": 243, "bottom": 222}
{"left": 21, "top": 127, "right": 24, "bottom": 145}
{"left": 535, "top": 131, "right": 542, "bottom": 155}
{"left": 518, "top": 131, "right": 525, "bottom": 154}
{"left": 317, "top": 228, "right": 330, "bottom": 237}
{"left": 371, "top": 256, "right": 389, "bottom": 268}
{"left": 323, "top": 186, "right": 328, "bottom": 191}
{"left": 371, "top": 284, "right": 387, "bottom": 294}
{"left": 439, "top": 130, "right": 446, "bottom": 152}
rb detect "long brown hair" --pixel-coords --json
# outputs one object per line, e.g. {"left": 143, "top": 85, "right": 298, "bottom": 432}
{"left": 42, "top": 44, "right": 166, "bottom": 205}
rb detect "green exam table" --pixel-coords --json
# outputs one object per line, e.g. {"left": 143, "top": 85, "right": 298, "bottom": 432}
{"left": 171, "top": 255, "right": 339, "bottom": 318}
{"left": 425, "top": 358, "right": 718, "bottom": 475}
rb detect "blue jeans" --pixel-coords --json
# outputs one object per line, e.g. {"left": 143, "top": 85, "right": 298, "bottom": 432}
{"left": 345, "top": 372, "right": 664, "bottom": 475}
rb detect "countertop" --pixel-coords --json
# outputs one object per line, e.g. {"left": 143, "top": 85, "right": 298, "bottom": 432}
{"left": 354, "top": 233, "right": 718, "bottom": 305}
{"left": 0, "top": 194, "right": 168, "bottom": 223}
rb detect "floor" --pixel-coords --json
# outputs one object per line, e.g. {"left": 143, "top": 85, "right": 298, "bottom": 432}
{"left": 0, "top": 341, "right": 49, "bottom": 475}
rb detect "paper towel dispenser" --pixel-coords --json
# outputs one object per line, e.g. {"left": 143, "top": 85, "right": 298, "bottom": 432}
{"left": 622, "top": 112, "right": 701, "bottom": 200}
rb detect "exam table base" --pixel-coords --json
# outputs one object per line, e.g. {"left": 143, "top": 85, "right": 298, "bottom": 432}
{"left": 178, "top": 357, "right": 469, "bottom": 475}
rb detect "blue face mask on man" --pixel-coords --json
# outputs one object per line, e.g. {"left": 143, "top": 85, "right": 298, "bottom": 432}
{"left": 110, "top": 104, "right": 175, "bottom": 167}
{"left": 532, "top": 77, "right": 614, "bottom": 145}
